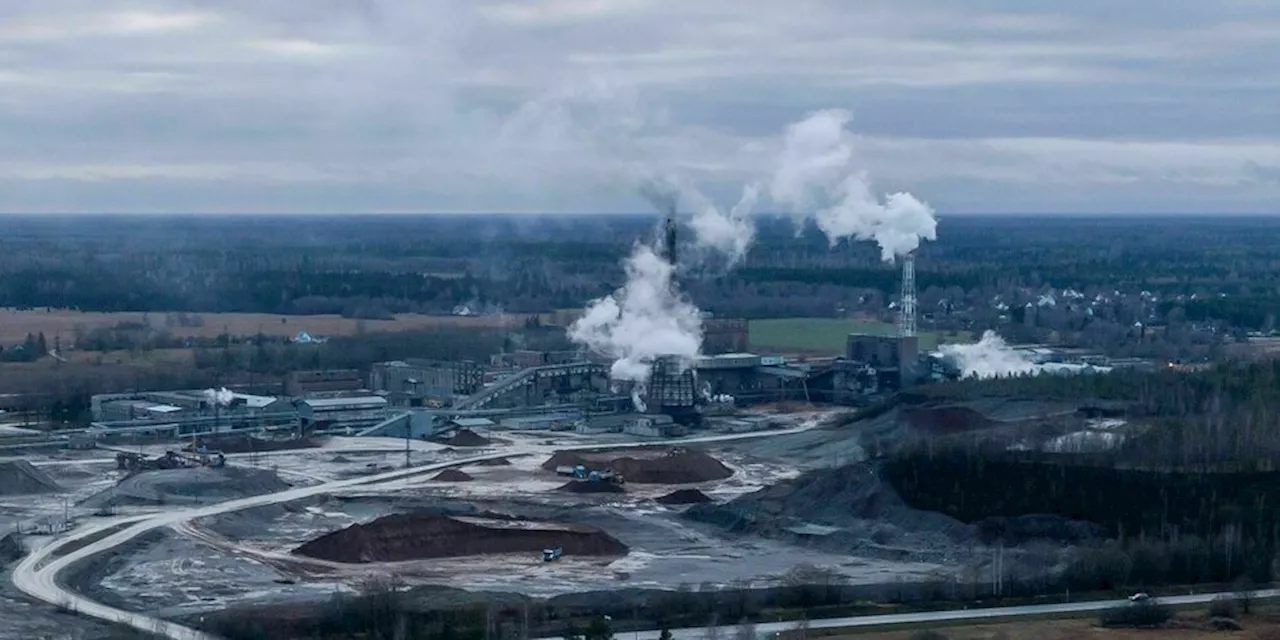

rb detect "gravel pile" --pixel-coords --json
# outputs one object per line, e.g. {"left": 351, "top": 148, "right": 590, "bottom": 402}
{"left": 0, "top": 460, "right": 63, "bottom": 495}
{"left": 432, "top": 469, "right": 475, "bottom": 482}
{"left": 79, "top": 466, "right": 290, "bottom": 508}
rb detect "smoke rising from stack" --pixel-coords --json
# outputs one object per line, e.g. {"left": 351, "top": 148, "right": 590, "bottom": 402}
{"left": 770, "top": 109, "right": 937, "bottom": 263}
{"left": 568, "top": 244, "right": 703, "bottom": 389}
{"left": 637, "top": 175, "right": 757, "bottom": 267}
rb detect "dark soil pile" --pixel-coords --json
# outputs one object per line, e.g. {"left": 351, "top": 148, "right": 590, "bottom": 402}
{"left": 685, "top": 462, "right": 972, "bottom": 545}
{"left": 656, "top": 489, "right": 713, "bottom": 505}
{"left": 541, "top": 447, "right": 732, "bottom": 484}
{"left": 295, "top": 514, "right": 628, "bottom": 563}
{"left": 432, "top": 469, "right": 474, "bottom": 482}
{"left": 472, "top": 457, "right": 511, "bottom": 466}
{"left": 435, "top": 429, "right": 491, "bottom": 447}
{"left": 901, "top": 406, "right": 992, "bottom": 435}
{"left": 557, "top": 480, "right": 625, "bottom": 494}
{"left": 185, "top": 435, "right": 320, "bottom": 454}
{"left": 0, "top": 460, "right": 64, "bottom": 495}
{"left": 0, "top": 532, "right": 23, "bottom": 563}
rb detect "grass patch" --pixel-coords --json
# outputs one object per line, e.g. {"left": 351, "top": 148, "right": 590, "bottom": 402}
{"left": 748, "top": 318, "right": 971, "bottom": 354}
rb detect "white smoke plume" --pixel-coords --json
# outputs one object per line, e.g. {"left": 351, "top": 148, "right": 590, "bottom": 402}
{"left": 203, "top": 387, "right": 234, "bottom": 407}
{"left": 770, "top": 109, "right": 937, "bottom": 262}
{"left": 687, "top": 184, "right": 758, "bottom": 266}
{"left": 568, "top": 244, "right": 702, "bottom": 386}
{"left": 937, "top": 331, "right": 1039, "bottom": 379}
{"left": 638, "top": 175, "right": 758, "bottom": 267}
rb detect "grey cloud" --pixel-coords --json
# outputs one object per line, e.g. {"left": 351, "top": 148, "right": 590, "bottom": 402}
{"left": 0, "top": 0, "right": 1278, "bottom": 213}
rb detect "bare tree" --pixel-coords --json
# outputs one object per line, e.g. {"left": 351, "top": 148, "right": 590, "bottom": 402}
{"left": 1233, "top": 575, "right": 1255, "bottom": 615}
{"left": 703, "top": 612, "right": 722, "bottom": 640}
{"left": 791, "top": 615, "right": 809, "bottom": 640}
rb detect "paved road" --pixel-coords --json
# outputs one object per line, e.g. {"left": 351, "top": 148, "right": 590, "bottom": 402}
{"left": 542, "top": 589, "right": 1280, "bottom": 639}
{"left": 12, "top": 423, "right": 822, "bottom": 639}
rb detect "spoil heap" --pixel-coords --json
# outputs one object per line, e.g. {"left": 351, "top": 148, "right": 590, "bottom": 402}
{"left": 295, "top": 514, "right": 628, "bottom": 563}
{"left": 432, "top": 469, "right": 475, "bottom": 482}
{"left": 79, "top": 466, "right": 289, "bottom": 508}
{"left": 656, "top": 489, "right": 713, "bottom": 505}
{"left": 0, "top": 460, "right": 64, "bottom": 495}
{"left": 684, "top": 462, "right": 971, "bottom": 550}
{"left": 436, "top": 429, "right": 492, "bottom": 447}
{"left": 900, "top": 406, "right": 992, "bottom": 435}
{"left": 541, "top": 447, "right": 732, "bottom": 484}
{"left": 557, "top": 480, "right": 625, "bottom": 494}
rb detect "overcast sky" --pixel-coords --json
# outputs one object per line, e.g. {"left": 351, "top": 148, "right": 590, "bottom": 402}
{"left": 1, "top": 0, "right": 1278, "bottom": 214}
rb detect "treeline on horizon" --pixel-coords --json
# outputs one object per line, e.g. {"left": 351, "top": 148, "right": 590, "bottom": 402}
{"left": 1, "top": 214, "right": 1278, "bottom": 328}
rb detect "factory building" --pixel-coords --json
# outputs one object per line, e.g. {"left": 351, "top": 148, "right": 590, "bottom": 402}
{"left": 285, "top": 369, "right": 365, "bottom": 396}
{"left": 491, "top": 349, "right": 583, "bottom": 369}
{"left": 702, "top": 318, "right": 750, "bottom": 355}
{"left": 91, "top": 390, "right": 290, "bottom": 423}
{"left": 644, "top": 355, "right": 699, "bottom": 425}
{"left": 296, "top": 396, "right": 390, "bottom": 431}
{"left": 845, "top": 333, "right": 920, "bottom": 389}
{"left": 369, "top": 359, "right": 485, "bottom": 407}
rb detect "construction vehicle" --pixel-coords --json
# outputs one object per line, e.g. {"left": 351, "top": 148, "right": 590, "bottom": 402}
{"left": 542, "top": 547, "right": 563, "bottom": 562}
{"left": 555, "top": 463, "right": 625, "bottom": 486}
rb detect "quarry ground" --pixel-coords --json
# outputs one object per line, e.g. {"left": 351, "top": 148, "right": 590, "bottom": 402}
{"left": 0, "top": 397, "right": 1113, "bottom": 633}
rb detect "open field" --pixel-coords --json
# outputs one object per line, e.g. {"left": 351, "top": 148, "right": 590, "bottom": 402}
{"left": 0, "top": 308, "right": 534, "bottom": 344}
{"left": 748, "top": 318, "right": 971, "bottom": 353}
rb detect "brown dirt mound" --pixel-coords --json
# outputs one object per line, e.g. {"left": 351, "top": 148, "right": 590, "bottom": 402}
{"left": 0, "top": 460, "right": 63, "bottom": 495}
{"left": 557, "top": 480, "right": 626, "bottom": 494}
{"left": 541, "top": 447, "right": 732, "bottom": 484}
{"left": 294, "top": 514, "right": 627, "bottom": 563}
{"left": 432, "top": 469, "right": 474, "bottom": 482}
{"left": 435, "top": 429, "right": 491, "bottom": 447}
{"left": 656, "top": 489, "right": 713, "bottom": 505}
{"left": 901, "top": 406, "right": 992, "bottom": 434}
{"left": 472, "top": 457, "right": 511, "bottom": 466}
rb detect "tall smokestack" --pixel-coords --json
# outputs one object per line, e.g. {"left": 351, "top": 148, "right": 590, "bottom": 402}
{"left": 662, "top": 215, "right": 677, "bottom": 266}
{"left": 899, "top": 253, "right": 917, "bottom": 338}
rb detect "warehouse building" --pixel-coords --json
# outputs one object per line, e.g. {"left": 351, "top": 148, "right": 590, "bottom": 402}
{"left": 296, "top": 396, "right": 390, "bottom": 432}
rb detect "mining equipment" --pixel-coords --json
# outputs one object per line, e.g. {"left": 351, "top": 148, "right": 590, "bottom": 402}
{"left": 115, "top": 449, "right": 226, "bottom": 472}
{"left": 555, "top": 463, "right": 626, "bottom": 486}
{"left": 542, "top": 547, "right": 564, "bottom": 562}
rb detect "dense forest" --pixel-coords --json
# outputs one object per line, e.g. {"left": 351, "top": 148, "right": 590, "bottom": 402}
{"left": 887, "top": 360, "right": 1280, "bottom": 592}
{"left": 1, "top": 214, "right": 1278, "bottom": 330}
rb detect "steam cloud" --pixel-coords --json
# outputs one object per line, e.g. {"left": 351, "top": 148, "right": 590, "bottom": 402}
{"left": 572, "top": 108, "right": 929, "bottom": 393}
{"left": 568, "top": 245, "right": 702, "bottom": 387}
{"left": 638, "top": 176, "right": 757, "bottom": 267}
{"left": 770, "top": 109, "right": 937, "bottom": 262}
{"left": 937, "top": 331, "right": 1039, "bottom": 379}
{"left": 203, "top": 387, "right": 234, "bottom": 407}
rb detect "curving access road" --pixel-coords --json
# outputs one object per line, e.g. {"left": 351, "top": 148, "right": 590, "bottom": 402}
{"left": 12, "top": 423, "right": 824, "bottom": 639}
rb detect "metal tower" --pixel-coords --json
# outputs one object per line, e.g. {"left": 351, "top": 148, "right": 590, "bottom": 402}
{"left": 899, "top": 253, "right": 917, "bottom": 338}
